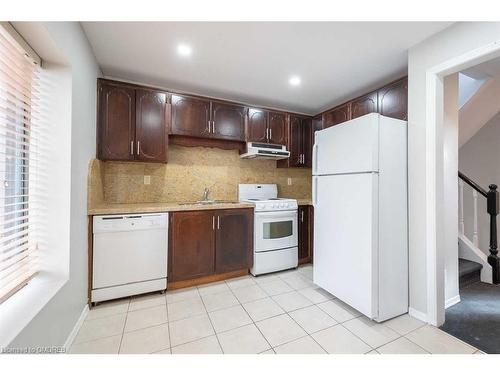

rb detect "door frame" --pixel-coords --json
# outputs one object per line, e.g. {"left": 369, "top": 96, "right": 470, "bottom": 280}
{"left": 424, "top": 41, "right": 500, "bottom": 326}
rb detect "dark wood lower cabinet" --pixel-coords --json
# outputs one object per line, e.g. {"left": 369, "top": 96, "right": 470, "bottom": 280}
{"left": 169, "top": 210, "right": 215, "bottom": 281}
{"left": 169, "top": 208, "right": 253, "bottom": 284}
{"left": 298, "top": 205, "right": 313, "bottom": 264}
{"left": 215, "top": 209, "right": 253, "bottom": 273}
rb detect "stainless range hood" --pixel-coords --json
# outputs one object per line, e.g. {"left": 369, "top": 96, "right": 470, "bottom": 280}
{"left": 240, "top": 142, "right": 290, "bottom": 160}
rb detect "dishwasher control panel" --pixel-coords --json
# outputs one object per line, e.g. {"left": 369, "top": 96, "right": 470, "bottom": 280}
{"left": 93, "top": 213, "right": 168, "bottom": 233}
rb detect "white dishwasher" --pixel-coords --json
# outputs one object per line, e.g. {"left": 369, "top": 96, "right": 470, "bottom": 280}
{"left": 92, "top": 213, "right": 168, "bottom": 303}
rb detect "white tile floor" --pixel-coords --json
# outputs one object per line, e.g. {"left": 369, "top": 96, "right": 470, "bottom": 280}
{"left": 70, "top": 265, "right": 482, "bottom": 354}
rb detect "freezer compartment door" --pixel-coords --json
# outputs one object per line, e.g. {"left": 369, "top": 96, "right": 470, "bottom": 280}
{"left": 313, "top": 173, "right": 379, "bottom": 319}
{"left": 313, "top": 113, "right": 379, "bottom": 176}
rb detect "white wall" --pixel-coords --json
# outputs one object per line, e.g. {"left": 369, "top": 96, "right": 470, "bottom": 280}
{"left": 459, "top": 77, "right": 500, "bottom": 147}
{"left": 443, "top": 74, "right": 459, "bottom": 307}
{"left": 408, "top": 22, "right": 500, "bottom": 321}
{"left": 8, "top": 22, "right": 101, "bottom": 347}
{"left": 459, "top": 112, "right": 500, "bottom": 256}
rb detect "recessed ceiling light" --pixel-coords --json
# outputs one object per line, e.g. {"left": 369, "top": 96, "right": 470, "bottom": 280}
{"left": 289, "top": 75, "right": 301, "bottom": 86}
{"left": 177, "top": 44, "right": 192, "bottom": 57}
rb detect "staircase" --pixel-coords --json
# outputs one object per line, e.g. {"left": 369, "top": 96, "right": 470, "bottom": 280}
{"left": 458, "top": 171, "right": 500, "bottom": 284}
{"left": 459, "top": 258, "right": 483, "bottom": 288}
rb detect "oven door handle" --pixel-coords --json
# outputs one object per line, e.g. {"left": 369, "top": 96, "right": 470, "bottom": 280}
{"left": 254, "top": 210, "right": 297, "bottom": 218}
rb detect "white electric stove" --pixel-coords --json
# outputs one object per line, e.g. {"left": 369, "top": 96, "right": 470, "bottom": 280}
{"left": 238, "top": 184, "right": 298, "bottom": 275}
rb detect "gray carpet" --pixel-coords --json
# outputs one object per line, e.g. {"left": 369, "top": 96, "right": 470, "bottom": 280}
{"left": 440, "top": 282, "right": 500, "bottom": 354}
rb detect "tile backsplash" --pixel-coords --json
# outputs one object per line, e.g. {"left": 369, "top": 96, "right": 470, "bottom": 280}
{"left": 88, "top": 145, "right": 312, "bottom": 206}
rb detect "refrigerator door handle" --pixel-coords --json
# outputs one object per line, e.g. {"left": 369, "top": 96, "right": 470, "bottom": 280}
{"left": 312, "top": 143, "right": 318, "bottom": 174}
{"left": 312, "top": 176, "right": 318, "bottom": 206}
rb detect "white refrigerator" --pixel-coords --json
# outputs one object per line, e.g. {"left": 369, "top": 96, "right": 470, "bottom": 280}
{"left": 312, "top": 113, "right": 408, "bottom": 322}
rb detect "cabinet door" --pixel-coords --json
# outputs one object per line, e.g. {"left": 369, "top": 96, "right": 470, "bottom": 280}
{"left": 312, "top": 115, "right": 323, "bottom": 133}
{"left": 351, "top": 91, "right": 378, "bottom": 119}
{"left": 215, "top": 209, "right": 253, "bottom": 273}
{"left": 171, "top": 94, "right": 211, "bottom": 137}
{"left": 378, "top": 78, "right": 408, "bottom": 120}
{"left": 268, "top": 111, "right": 287, "bottom": 144}
{"left": 169, "top": 211, "right": 215, "bottom": 281}
{"left": 211, "top": 102, "right": 246, "bottom": 141}
{"left": 247, "top": 108, "right": 268, "bottom": 142}
{"left": 298, "top": 205, "right": 313, "bottom": 263}
{"left": 322, "top": 103, "right": 351, "bottom": 128}
{"left": 302, "top": 118, "right": 313, "bottom": 168}
{"left": 135, "top": 89, "right": 168, "bottom": 162}
{"left": 97, "top": 81, "right": 135, "bottom": 161}
{"left": 288, "top": 115, "right": 303, "bottom": 167}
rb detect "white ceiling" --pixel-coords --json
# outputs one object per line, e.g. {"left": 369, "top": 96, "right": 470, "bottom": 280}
{"left": 82, "top": 22, "right": 452, "bottom": 115}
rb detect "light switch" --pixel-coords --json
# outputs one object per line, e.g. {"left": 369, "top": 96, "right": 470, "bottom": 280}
{"left": 287, "top": 177, "right": 292, "bottom": 186}
{"left": 144, "top": 175, "right": 151, "bottom": 185}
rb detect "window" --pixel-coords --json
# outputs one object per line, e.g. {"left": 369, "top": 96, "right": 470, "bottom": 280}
{"left": 0, "top": 24, "right": 41, "bottom": 303}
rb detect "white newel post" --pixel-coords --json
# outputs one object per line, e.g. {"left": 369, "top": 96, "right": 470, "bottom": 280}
{"left": 473, "top": 189, "right": 479, "bottom": 246}
{"left": 459, "top": 179, "right": 465, "bottom": 235}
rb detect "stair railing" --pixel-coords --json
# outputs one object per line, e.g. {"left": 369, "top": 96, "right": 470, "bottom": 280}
{"left": 458, "top": 171, "right": 499, "bottom": 284}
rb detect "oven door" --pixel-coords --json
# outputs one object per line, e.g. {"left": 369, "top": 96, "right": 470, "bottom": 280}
{"left": 254, "top": 210, "right": 298, "bottom": 252}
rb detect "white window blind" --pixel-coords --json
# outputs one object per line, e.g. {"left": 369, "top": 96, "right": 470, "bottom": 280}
{"left": 0, "top": 24, "right": 41, "bottom": 303}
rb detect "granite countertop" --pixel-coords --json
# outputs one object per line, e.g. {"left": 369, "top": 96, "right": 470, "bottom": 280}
{"left": 88, "top": 201, "right": 255, "bottom": 215}
{"left": 297, "top": 199, "right": 313, "bottom": 206}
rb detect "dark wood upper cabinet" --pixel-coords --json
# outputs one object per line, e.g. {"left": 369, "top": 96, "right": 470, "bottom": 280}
{"left": 298, "top": 205, "right": 313, "bottom": 264}
{"left": 268, "top": 111, "right": 287, "bottom": 144}
{"left": 351, "top": 91, "right": 378, "bottom": 120}
{"left": 171, "top": 94, "right": 211, "bottom": 138}
{"left": 312, "top": 115, "right": 323, "bottom": 133}
{"left": 169, "top": 210, "right": 215, "bottom": 282}
{"left": 247, "top": 108, "right": 268, "bottom": 142}
{"left": 211, "top": 102, "right": 246, "bottom": 141}
{"left": 135, "top": 89, "right": 169, "bottom": 162}
{"left": 302, "top": 118, "right": 313, "bottom": 168}
{"left": 280, "top": 115, "right": 312, "bottom": 168}
{"left": 288, "top": 115, "right": 303, "bottom": 167}
{"left": 323, "top": 103, "right": 351, "bottom": 128}
{"left": 97, "top": 81, "right": 135, "bottom": 161}
{"left": 215, "top": 209, "right": 253, "bottom": 273}
{"left": 378, "top": 77, "right": 408, "bottom": 121}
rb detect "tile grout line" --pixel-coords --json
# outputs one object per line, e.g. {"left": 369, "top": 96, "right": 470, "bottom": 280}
{"left": 164, "top": 293, "right": 172, "bottom": 354}
{"left": 225, "top": 280, "right": 274, "bottom": 353}
{"left": 117, "top": 298, "right": 131, "bottom": 354}
{"left": 435, "top": 325, "right": 480, "bottom": 352}
{"left": 198, "top": 283, "right": 225, "bottom": 354}
{"left": 404, "top": 324, "right": 478, "bottom": 353}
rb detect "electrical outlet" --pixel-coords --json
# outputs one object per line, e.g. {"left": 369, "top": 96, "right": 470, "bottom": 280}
{"left": 287, "top": 177, "right": 292, "bottom": 186}
{"left": 143, "top": 175, "right": 151, "bottom": 185}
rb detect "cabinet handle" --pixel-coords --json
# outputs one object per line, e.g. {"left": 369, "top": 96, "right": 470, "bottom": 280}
{"left": 269, "top": 128, "right": 272, "bottom": 141}
{"left": 212, "top": 215, "right": 215, "bottom": 230}
{"left": 137, "top": 141, "right": 140, "bottom": 155}
{"left": 208, "top": 120, "right": 211, "bottom": 133}
{"left": 212, "top": 120, "right": 216, "bottom": 134}
{"left": 266, "top": 128, "right": 269, "bottom": 141}
{"left": 301, "top": 210, "right": 304, "bottom": 223}
{"left": 217, "top": 215, "right": 220, "bottom": 230}
{"left": 130, "top": 141, "right": 134, "bottom": 155}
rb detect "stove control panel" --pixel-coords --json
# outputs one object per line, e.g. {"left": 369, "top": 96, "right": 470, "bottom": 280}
{"left": 254, "top": 200, "right": 298, "bottom": 212}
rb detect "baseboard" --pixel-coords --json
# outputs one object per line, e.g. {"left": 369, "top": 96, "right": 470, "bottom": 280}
{"left": 445, "top": 295, "right": 461, "bottom": 309}
{"left": 408, "top": 307, "right": 428, "bottom": 323}
{"left": 63, "top": 303, "right": 89, "bottom": 352}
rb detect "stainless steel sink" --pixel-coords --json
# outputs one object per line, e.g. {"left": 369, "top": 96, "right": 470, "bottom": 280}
{"left": 178, "top": 200, "right": 239, "bottom": 206}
